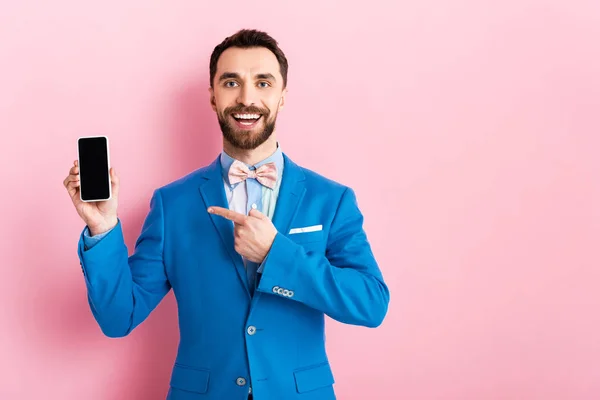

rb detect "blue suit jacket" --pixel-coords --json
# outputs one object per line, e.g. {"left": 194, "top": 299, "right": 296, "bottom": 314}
{"left": 77, "top": 153, "right": 390, "bottom": 399}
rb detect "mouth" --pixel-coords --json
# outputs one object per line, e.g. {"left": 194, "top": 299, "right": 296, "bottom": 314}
{"left": 230, "top": 113, "right": 263, "bottom": 130}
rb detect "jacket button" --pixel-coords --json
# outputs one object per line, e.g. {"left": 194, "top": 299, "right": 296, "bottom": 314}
{"left": 236, "top": 377, "right": 247, "bottom": 386}
{"left": 247, "top": 326, "right": 256, "bottom": 335}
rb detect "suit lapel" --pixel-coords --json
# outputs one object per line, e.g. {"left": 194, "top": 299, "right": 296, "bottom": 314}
{"left": 272, "top": 153, "right": 306, "bottom": 242}
{"left": 198, "top": 155, "right": 250, "bottom": 297}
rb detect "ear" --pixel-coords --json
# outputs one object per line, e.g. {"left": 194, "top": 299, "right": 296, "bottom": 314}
{"left": 278, "top": 88, "right": 288, "bottom": 111}
{"left": 208, "top": 86, "right": 217, "bottom": 112}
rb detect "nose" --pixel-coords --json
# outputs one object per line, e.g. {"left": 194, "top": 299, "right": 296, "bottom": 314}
{"left": 237, "top": 84, "right": 258, "bottom": 107}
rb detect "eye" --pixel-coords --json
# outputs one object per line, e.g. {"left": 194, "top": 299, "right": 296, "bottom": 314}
{"left": 258, "top": 81, "right": 270, "bottom": 88}
{"left": 225, "top": 81, "right": 238, "bottom": 88}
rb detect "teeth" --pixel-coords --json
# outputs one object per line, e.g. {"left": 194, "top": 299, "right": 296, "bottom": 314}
{"left": 233, "top": 114, "right": 261, "bottom": 119}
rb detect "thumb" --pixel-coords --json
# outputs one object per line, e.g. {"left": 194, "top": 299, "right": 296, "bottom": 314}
{"left": 110, "top": 167, "right": 120, "bottom": 196}
{"left": 248, "top": 208, "right": 266, "bottom": 220}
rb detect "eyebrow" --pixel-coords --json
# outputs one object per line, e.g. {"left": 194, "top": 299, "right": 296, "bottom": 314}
{"left": 218, "top": 72, "right": 277, "bottom": 82}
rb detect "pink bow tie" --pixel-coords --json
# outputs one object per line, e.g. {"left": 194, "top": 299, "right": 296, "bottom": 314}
{"left": 228, "top": 160, "right": 278, "bottom": 189}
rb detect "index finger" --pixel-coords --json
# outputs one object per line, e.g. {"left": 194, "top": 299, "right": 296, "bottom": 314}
{"left": 208, "top": 206, "right": 247, "bottom": 225}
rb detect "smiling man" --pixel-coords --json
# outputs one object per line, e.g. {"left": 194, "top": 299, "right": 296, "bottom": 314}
{"left": 65, "top": 29, "right": 389, "bottom": 400}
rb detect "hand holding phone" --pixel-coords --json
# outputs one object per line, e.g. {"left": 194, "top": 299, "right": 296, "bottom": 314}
{"left": 63, "top": 136, "right": 120, "bottom": 236}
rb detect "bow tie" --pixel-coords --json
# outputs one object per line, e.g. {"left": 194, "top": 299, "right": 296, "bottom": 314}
{"left": 228, "top": 160, "right": 278, "bottom": 189}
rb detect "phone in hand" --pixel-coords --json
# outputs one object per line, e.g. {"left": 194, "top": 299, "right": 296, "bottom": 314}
{"left": 77, "top": 136, "right": 112, "bottom": 202}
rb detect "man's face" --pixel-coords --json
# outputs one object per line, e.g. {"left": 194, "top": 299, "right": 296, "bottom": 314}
{"left": 210, "top": 46, "right": 286, "bottom": 150}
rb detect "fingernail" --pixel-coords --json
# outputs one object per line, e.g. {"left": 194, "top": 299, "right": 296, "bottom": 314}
{"left": 207, "top": 207, "right": 213, "bottom": 213}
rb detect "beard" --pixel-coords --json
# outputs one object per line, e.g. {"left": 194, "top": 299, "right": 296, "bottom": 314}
{"left": 217, "top": 104, "right": 277, "bottom": 150}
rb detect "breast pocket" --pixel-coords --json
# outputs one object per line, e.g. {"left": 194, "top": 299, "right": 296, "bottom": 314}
{"left": 287, "top": 230, "right": 326, "bottom": 257}
{"left": 288, "top": 230, "right": 324, "bottom": 244}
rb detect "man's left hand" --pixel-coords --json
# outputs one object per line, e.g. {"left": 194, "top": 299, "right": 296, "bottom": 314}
{"left": 208, "top": 206, "right": 277, "bottom": 263}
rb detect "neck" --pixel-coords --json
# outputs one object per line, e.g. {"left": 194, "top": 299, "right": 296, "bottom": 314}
{"left": 222, "top": 135, "right": 278, "bottom": 165}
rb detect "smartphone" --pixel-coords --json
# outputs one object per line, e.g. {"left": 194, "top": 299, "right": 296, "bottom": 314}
{"left": 77, "top": 136, "right": 112, "bottom": 202}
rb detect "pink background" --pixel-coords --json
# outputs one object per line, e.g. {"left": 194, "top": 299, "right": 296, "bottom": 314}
{"left": 1, "top": 0, "right": 600, "bottom": 399}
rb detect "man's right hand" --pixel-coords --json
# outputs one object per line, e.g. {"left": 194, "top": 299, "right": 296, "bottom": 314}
{"left": 63, "top": 160, "right": 120, "bottom": 236}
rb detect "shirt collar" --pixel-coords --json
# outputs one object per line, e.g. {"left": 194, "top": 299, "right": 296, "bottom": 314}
{"left": 220, "top": 142, "right": 284, "bottom": 188}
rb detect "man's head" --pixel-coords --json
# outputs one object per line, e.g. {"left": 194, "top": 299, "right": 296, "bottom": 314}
{"left": 209, "top": 29, "right": 289, "bottom": 151}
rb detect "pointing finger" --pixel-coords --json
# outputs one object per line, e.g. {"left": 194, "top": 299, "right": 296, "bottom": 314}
{"left": 208, "top": 206, "right": 247, "bottom": 225}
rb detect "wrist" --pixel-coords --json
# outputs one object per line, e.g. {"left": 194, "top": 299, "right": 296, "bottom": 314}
{"left": 89, "top": 217, "right": 118, "bottom": 236}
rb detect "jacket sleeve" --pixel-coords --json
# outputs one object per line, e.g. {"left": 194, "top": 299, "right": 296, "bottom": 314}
{"left": 256, "top": 187, "right": 390, "bottom": 328}
{"left": 77, "top": 189, "right": 171, "bottom": 337}
{"left": 82, "top": 225, "right": 113, "bottom": 250}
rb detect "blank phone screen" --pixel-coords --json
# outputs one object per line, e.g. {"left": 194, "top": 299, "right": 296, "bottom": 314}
{"left": 78, "top": 137, "right": 110, "bottom": 201}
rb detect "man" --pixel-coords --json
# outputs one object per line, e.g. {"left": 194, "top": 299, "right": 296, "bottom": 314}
{"left": 63, "top": 28, "right": 389, "bottom": 400}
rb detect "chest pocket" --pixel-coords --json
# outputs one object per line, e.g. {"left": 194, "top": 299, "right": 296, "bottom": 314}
{"left": 287, "top": 229, "right": 326, "bottom": 256}
{"left": 288, "top": 230, "right": 323, "bottom": 244}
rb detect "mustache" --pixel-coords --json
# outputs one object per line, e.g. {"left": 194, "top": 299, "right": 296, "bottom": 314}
{"left": 225, "top": 105, "right": 269, "bottom": 115}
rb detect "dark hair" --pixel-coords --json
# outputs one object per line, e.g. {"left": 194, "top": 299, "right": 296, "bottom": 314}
{"left": 209, "top": 29, "right": 288, "bottom": 89}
